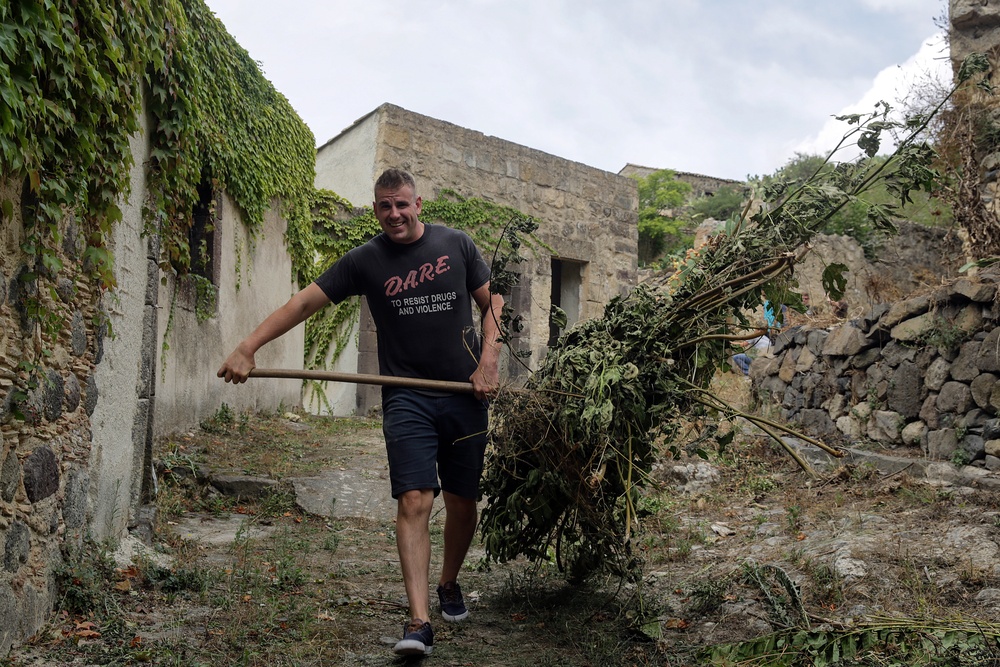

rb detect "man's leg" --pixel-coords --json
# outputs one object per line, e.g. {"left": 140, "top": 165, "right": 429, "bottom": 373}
{"left": 439, "top": 491, "right": 478, "bottom": 586}
{"left": 396, "top": 488, "right": 435, "bottom": 622}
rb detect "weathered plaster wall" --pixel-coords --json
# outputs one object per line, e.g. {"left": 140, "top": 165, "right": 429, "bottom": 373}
{"left": 315, "top": 112, "right": 379, "bottom": 207}
{"left": 154, "top": 197, "right": 303, "bottom": 437}
{"left": 89, "top": 103, "right": 156, "bottom": 541}
{"left": 316, "top": 103, "right": 638, "bottom": 415}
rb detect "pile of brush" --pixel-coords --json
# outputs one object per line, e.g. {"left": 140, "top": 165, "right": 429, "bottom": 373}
{"left": 479, "top": 55, "right": 988, "bottom": 583}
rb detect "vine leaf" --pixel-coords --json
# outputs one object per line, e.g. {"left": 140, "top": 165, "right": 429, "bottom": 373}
{"left": 821, "top": 263, "right": 849, "bottom": 301}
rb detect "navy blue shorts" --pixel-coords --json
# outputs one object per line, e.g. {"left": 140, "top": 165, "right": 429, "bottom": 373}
{"left": 381, "top": 388, "right": 489, "bottom": 500}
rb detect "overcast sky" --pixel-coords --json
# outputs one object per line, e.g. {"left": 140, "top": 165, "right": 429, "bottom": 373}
{"left": 203, "top": 0, "right": 951, "bottom": 182}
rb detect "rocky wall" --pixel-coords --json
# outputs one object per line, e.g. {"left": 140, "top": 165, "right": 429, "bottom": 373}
{"left": 752, "top": 270, "right": 1000, "bottom": 468}
{"left": 0, "top": 178, "right": 112, "bottom": 652}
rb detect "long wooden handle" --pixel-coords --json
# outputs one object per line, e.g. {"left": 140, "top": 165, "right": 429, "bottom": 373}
{"left": 248, "top": 368, "right": 476, "bottom": 394}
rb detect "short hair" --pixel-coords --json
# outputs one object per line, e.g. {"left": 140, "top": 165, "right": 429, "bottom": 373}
{"left": 374, "top": 169, "right": 416, "bottom": 197}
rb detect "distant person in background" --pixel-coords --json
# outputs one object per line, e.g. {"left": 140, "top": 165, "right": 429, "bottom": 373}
{"left": 732, "top": 333, "right": 771, "bottom": 375}
{"left": 731, "top": 295, "right": 786, "bottom": 376}
{"left": 802, "top": 293, "right": 814, "bottom": 316}
{"left": 831, "top": 298, "right": 848, "bottom": 319}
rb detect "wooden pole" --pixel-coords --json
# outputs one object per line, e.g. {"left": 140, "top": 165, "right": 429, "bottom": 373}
{"left": 248, "top": 368, "right": 476, "bottom": 394}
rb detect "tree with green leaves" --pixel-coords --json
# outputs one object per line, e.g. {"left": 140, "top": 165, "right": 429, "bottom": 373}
{"left": 688, "top": 183, "right": 747, "bottom": 224}
{"left": 631, "top": 169, "right": 692, "bottom": 265}
{"left": 754, "top": 151, "right": 952, "bottom": 258}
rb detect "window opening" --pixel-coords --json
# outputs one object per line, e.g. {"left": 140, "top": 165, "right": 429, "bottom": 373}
{"left": 548, "top": 258, "right": 585, "bottom": 347}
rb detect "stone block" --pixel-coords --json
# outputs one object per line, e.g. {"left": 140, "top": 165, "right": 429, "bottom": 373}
{"left": 986, "top": 439, "right": 1000, "bottom": 457}
{"left": 64, "top": 373, "right": 80, "bottom": 413}
{"left": 879, "top": 295, "right": 931, "bottom": 330}
{"left": 823, "top": 391, "right": 848, "bottom": 420}
{"left": 850, "top": 346, "right": 881, "bottom": 369}
{"left": 868, "top": 410, "right": 902, "bottom": 443}
{"left": 796, "top": 409, "right": 839, "bottom": 440}
{"left": 881, "top": 340, "right": 917, "bottom": 367}
{"left": 972, "top": 373, "right": 999, "bottom": 413}
{"left": 962, "top": 434, "right": 986, "bottom": 460}
{"left": 806, "top": 329, "right": 828, "bottom": 356}
{"left": 954, "top": 277, "right": 997, "bottom": 302}
{"left": 84, "top": 374, "right": 98, "bottom": 417}
{"left": 822, "top": 323, "right": 872, "bottom": 356}
{"left": 42, "top": 369, "right": 63, "bottom": 423}
{"left": 954, "top": 304, "right": 985, "bottom": 335}
{"left": 0, "top": 582, "right": 13, "bottom": 653}
{"left": 901, "top": 420, "right": 927, "bottom": 447}
{"left": 926, "top": 429, "right": 958, "bottom": 460}
{"left": 795, "top": 346, "right": 816, "bottom": 372}
{"left": 0, "top": 445, "right": 19, "bottom": 503}
{"left": 887, "top": 361, "right": 923, "bottom": 419}
{"left": 778, "top": 349, "right": 798, "bottom": 383}
{"left": 210, "top": 474, "right": 281, "bottom": 499}
{"left": 850, "top": 401, "right": 872, "bottom": 422}
{"left": 951, "top": 340, "right": 982, "bottom": 382}
{"left": 925, "top": 357, "right": 951, "bottom": 391}
{"left": 890, "top": 312, "right": 936, "bottom": 342}
{"left": 919, "top": 393, "right": 940, "bottom": 428}
{"left": 976, "top": 328, "right": 1000, "bottom": 373}
{"left": 23, "top": 446, "right": 58, "bottom": 503}
{"left": 3, "top": 521, "right": 29, "bottom": 572}
{"left": 71, "top": 310, "right": 87, "bottom": 357}
{"left": 937, "top": 381, "right": 973, "bottom": 414}
{"left": 836, "top": 415, "right": 863, "bottom": 440}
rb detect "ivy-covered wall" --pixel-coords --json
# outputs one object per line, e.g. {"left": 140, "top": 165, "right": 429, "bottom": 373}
{"left": 0, "top": 0, "right": 317, "bottom": 653}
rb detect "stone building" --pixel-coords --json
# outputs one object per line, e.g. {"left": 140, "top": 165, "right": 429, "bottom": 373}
{"left": 618, "top": 163, "right": 743, "bottom": 199}
{"left": 314, "top": 104, "right": 639, "bottom": 415}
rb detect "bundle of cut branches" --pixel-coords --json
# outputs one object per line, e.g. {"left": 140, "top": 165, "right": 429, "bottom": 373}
{"left": 479, "top": 55, "right": 992, "bottom": 583}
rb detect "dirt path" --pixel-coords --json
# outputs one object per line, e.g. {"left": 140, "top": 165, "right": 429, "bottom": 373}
{"left": 9, "top": 401, "right": 1000, "bottom": 665}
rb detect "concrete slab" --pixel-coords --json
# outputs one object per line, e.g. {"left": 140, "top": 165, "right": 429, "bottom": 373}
{"left": 290, "top": 470, "right": 444, "bottom": 521}
{"left": 170, "top": 513, "right": 277, "bottom": 547}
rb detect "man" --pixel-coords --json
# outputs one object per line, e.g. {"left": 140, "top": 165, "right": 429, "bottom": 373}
{"left": 217, "top": 168, "right": 503, "bottom": 657}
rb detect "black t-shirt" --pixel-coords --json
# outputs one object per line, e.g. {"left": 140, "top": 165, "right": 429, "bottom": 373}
{"left": 314, "top": 224, "right": 492, "bottom": 383}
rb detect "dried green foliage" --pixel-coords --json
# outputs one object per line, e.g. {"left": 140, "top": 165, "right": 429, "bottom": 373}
{"left": 480, "top": 55, "right": 991, "bottom": 584}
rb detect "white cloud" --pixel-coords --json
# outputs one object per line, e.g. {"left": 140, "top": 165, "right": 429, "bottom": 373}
{"left": 203, "top": 0, "right": 950, "bottom": 181}
{"left": 793, "top": 31, "right": 950, "bottom": 165}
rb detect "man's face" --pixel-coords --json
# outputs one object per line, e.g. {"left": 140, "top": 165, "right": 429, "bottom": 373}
{"left": 374, "top": 184, "right": 423, "bottom": 244}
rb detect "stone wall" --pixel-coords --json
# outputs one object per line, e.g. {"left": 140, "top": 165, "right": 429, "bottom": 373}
{"left": 793, "top": 224, "right": 963, "bottom": 319}
{"left": 752, "top": 271, "right": 1000, "bottom": 467}
{"left": 618, "top": 163, "right": 742, "bottom": 198}
{"left": 950, "top": 0, "right": 1000, "bottom": 258}
{"left": 153, "top": 192, "right": 303, "bottom": 437}
{"left": 0, "top": 170, "right": 144, "bottom": 652}
{"left": 0, "top": 110, "right": 303, "bottom": 656}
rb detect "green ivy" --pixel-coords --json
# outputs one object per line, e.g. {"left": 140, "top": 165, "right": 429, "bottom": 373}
{"left": 1, "top": 0, "right": 539, "bottom": 407}
{"left": 1, "top": 0, "right": 151, "bottom": 289}
{"left": 1, "top": 0, "right": 314, "bottom": 289}
{"left": 144, "top": 0, "right": 315, "bottom": 278}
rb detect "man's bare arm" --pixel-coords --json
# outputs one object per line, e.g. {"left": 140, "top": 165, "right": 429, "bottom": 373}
{"left": 217, "top": 282, "right": 331, "bottom": 384}
{"left": 470, "top": 283, "right": 504, "bottom": 399}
